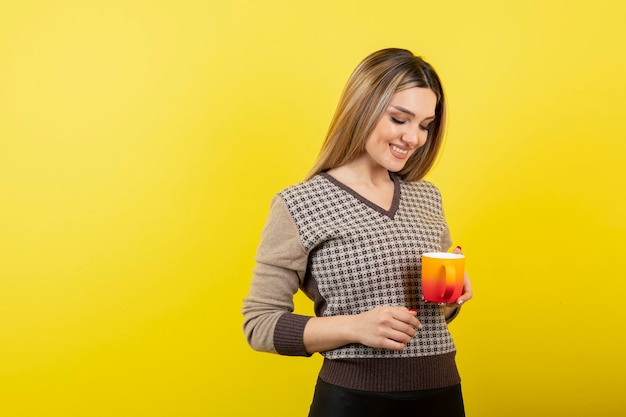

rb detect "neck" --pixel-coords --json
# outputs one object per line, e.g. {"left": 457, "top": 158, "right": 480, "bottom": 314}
{"left": 339, "top": 157, "right": 392, "bottom": 187}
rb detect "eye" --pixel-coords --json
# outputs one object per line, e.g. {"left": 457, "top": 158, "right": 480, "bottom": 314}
{"left": 391, "top": 116, "right": 407, "bottom": 125}
{"left": 419, "top": 124, "right": 432, "bottom": 132}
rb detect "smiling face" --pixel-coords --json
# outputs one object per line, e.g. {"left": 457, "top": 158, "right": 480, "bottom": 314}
{"left": 362, "top": 87, "right": 437, "bottom": 174}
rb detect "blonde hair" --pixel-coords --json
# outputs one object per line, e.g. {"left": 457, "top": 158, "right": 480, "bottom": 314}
{"left": 306, "top": 48, "right": 446, "bottom": 182}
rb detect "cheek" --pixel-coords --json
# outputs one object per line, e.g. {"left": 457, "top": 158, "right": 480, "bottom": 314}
{"left": 419, "top": 131, "right": 429, "bottom": 147}
{"left": 418, "top": 132, "right": 431, "bottom": 149}
{"left": 366, "top": 127, "right": 387, "bottom": 147}
{"left": 374, "top": 117, "right": 397, "bottom": 134}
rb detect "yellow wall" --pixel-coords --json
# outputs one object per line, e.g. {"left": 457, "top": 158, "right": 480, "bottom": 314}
{"left": 1, "top": 0, "right": 625, "bottom": 416}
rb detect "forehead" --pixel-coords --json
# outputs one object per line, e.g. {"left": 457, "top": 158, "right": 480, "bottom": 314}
{"left": 389, "top": 87, "right": 437, "bottom": 116}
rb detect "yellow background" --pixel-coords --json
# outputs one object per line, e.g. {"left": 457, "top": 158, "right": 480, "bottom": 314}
{"left": 1, "top": 0, "right": 625, "bottom": 416}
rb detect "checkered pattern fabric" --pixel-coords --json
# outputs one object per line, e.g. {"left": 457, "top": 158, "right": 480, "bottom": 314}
{"left": 279, "top": 173, "right": 455, "bottom": 359}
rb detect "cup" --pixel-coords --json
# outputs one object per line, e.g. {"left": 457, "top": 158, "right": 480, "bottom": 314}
{"left": 421, "top": 252, "right": 465, "bottom": 303}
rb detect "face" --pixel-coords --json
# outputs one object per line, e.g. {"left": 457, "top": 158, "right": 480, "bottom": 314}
{"left": 363, "top": 87, "right": 437, "bottom": 173}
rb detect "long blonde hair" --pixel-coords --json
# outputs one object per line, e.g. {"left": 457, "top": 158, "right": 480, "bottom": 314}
{"left": 306, "top": 48, "right": 446, "bottom": 182}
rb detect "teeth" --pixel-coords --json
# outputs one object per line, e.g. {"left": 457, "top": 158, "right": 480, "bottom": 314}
{"left": 391, "top": 145, "right": 408, "bottom": 155}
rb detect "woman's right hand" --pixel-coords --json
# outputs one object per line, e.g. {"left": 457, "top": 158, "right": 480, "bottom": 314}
{"left": 354, "top": 306, "right": 422, "bottom": 350}
{"left": 303, "top": 306, "right": 421, "bottom": 354}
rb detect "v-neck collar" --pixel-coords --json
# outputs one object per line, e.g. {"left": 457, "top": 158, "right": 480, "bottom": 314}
{"left": 319, "top": 171, "right": 401, "bottom": 219}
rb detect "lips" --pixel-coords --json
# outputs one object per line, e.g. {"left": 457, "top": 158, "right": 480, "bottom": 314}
{"left": 390, "top": 144, "right": 409, "bottom": 158}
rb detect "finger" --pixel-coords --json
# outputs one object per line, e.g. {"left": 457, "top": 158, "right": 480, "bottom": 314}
{"left": 374, "top": 318, "right": 415, "bottom": 343}
{"left": 453, "top": 245, "right": 463, "bottom": 254}
{"left": 406, "top": 309, "right": 424, "bottom": 329}
{"left": 391, "top": 326, "right": 417, "bottom": 339}
{"left": 387, "top": 327, "right": 416, "bottom": 343}
{"left": 389, "top": 312, "right": 421, "bottom": 332}
{"left": 380, "top": 338, "right": 408, "bottom": 351}
{"left": 377, "top": 307, "right": 418, "bottom": 333}
{"left": 460, "top": 273, "right": 473, "bottom": 303}
{"left": 380, "top": 307, "right": 416, "bottom": 326}
{"left": 368, "top": 332, "right": 407, "bottom": 351}
{"left": 456, "top": 288, "right": 473, "bottom": 305}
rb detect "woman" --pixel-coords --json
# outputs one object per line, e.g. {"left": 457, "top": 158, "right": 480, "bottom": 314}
{"left": 242, "top": 48, "right": 473, "bottom": 417}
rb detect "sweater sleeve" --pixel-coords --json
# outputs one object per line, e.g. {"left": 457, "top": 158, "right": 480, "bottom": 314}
{"left": 242, "top": 195, "right": 312, "bottom": 356}
{"left": 440, "top": 223, "right": 452, "bottom": 252}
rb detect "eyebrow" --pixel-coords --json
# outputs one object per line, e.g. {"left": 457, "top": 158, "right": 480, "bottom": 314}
{"left": 390, "top": 105, "right": 435, "bottom": 121}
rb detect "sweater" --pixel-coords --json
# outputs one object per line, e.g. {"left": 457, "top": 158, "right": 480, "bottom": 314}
{"left": 242, "top": 172, "right": 461, "bottom": 391}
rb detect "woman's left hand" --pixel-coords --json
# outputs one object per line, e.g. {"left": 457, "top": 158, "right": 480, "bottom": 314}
{"left": 450, "top": 245, "right": 473, "bottom": 305}
{"left": 440, "top": 246, "right": 473, "bottom": 319}
{"left": 449, "top": 271, "right": 473, "bottom": 306}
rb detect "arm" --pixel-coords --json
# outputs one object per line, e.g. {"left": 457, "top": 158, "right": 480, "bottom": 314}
{"left": 242, "top": 196, "right": 311, "bottom": 355}
{"left": 303, "top": 306, "right": 422, "bottom": 354}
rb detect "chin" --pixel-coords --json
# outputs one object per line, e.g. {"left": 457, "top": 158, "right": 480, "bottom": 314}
{"left": 387, "top": 162, "right": 408, "bottom": 172}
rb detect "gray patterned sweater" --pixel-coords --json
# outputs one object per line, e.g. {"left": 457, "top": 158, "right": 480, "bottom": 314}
{"left": 242, "top": 172, "right": 461, "bottom": 391}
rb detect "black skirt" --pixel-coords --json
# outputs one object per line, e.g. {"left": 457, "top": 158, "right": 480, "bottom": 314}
{"left": 308, "top": 377, "right": 465, "bottom": 417}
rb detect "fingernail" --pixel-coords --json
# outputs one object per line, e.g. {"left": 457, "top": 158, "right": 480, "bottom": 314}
{"left": 458, "top": 300, "right": 464, "bottom": 305}
{"left": 456, "top": 245, "right": 462, "bottom": 250}
{"left": 409, "top": 309, "right": 419, "bottom": 314}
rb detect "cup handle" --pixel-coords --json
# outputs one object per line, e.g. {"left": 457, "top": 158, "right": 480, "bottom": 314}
{"left": 441, "top": 264, "right": 456, "bottom": 300}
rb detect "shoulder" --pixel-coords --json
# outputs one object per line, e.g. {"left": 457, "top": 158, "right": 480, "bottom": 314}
{"left": 277, "top": 174, "right": 337, "bottom": 209}
{"left": 398, "top": 177, "right": 445, "bottom": 210}
{"left": 272, "top": 174, "right": 340, "bottom": 251}
{"left": 399, "top": 177, "right": 442, "bottom": 196}
{"left": 278, "top": 174, "right": 328, "bottom": 198}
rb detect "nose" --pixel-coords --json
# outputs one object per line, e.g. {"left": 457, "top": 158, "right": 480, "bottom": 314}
{"left": 401, "top": 126, "right": 426, "bottom": 147}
